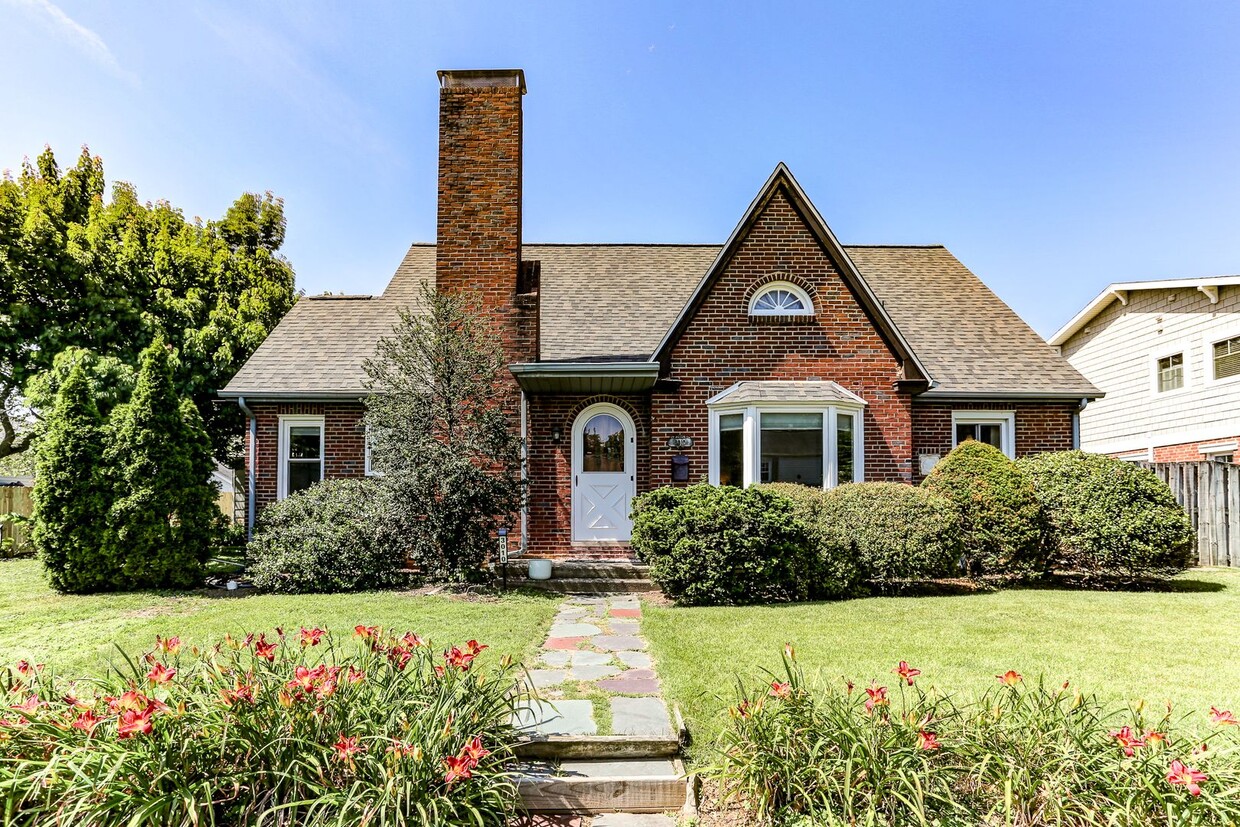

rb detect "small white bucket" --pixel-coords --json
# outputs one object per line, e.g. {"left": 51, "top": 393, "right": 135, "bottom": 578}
{"left": 527, "top": 559, "right": 553, "bottom": 580}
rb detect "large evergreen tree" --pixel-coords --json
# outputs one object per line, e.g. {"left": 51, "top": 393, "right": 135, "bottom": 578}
{"left": 31, "top": 365, "right": 112, "bottom": 593}
{"left": 0, "top": 146, "right": 297, "bottom": 461}
{"left": 363, "top": 284, "right": 524, "bottom": 583}
{"left": 103, "top": 340, "right": 222, "bottom": 589}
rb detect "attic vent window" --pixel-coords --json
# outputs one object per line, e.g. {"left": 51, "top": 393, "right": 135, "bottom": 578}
{"left": 750, "top": 282, "right": 814, "bottom": 316}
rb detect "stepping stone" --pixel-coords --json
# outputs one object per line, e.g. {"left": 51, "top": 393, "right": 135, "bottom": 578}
{"left": 568, "top": 664, "right": 621, "bottom": 681}
{"left": 548, "top": 622, "right": 602, "bottom": 638}
{"left": 592, "top": 635, "right": 647, "bottom": 651}
{"left": 512, "top": 700, "right": 597, "bottom": 736}
{"left": 568, "top": 597, "right": 607, "bottom": 606}
{"left": 597, "top": 670, "right": 661, "bottom": 695}
{"left": 592, "top": 815, "right": 676, "bottom": 826}
{"left": 545, "top": 636, "right": 585, "bottom": 650}
{"left": 616, "top": 651, "right": 653, "bottom": 669}
{"left": 512, "top": 815, "right": 584, "bottom": 827}
{"left": 564, "top": 650, "right": 612, "bottom": 667}
{"left": 610, "top": 696, "right": 674, "bottom": 739}
{"left": 538, "top": 650, "right": 572, "bottom": 667}
{"left": 527, "top": 669, "right": 567, "bottom": 689}
{"left": 610, "top": 608, "right": 641, "bottom": 618}
{"left": 609, "top": 619, "right": 640, "bottom": 635}
{"left": 555, "top": 608, "right": 587, "bottom": 620}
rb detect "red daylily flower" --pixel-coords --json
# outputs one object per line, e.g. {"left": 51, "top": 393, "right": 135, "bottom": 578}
{"left": 997, "top": 670, "right": 1023, "bottom": 687}
{"left": 769, "top": 681, "right": 792, "bottom": 699}
{"left": 156, "top": 635, "right": 181, "bottom": 655}
{"left": 287, "top": 666, "right": 317, "bottom": 693}
{"left": 254, "top": 634, "right": 277, "bottom": 662}
{"left": 107, "top": 691, "right": 150, "bottom": 714}
{"left": 402, "top": 632, "right": 426, "bottom": 649}
{"left": 894, "top": 661, "right": 921, "bottom": 686}
{"left": 387, "top": 739, "right": 421, "bottom": 760}
{"left": 299, "top": 627, "right": 325, "bottom": 647}
{"left": 347, "top": 667, "right": 365, "bottom": 685}
{"left": 462, "top": 735, "right": 490, "bottom": 766}
{"left": 354, "top": 625, "right": 379, "bottom": 640}
{"left": 443, "top": 754, "right": 473, "bottom": 786}
{"left": 10, "top": 696, "right": 40, "bottom": 715}
{"left": 1167, "top": 760, "right": 1207, "bottom": 796}
{"left": 117, "top": 707, "right": 154, "bottom": 739}
{"left": 332, "top": 733, "right": 365, "bottom": 764}
{"left": 916, "top": 730, "right": 941, "bottom": 751}
{"left": 732, "top": 700, "right": 755, "bottom": 719}
{"left": 70, "top": 710, "right": 101, "bottom": 733}
{"left": 16, "top": 660, "right": 31, "bottom": 675}
{"left": 1144, "top": 730, "right": 1168, "bottom": 747}
{"left": 464, "top": 640, "right": 487, "bottom": 657}
{"left": 444, "top": 646, "right": 475, "bottom": 671}
{"left": 147, "top": 662, "right": 176, "bottom": 685}
{"left": 1209, "top": 707, "right": 1237, "bottom": 726}
{"left": 864, "top": 684, "right": 889, "bottom": 714}
{"left": 221, "top": 676, "right": 256, "bottom": 706}
{"left": 1109, "top": 726, "right": 1145, "bottom": 757}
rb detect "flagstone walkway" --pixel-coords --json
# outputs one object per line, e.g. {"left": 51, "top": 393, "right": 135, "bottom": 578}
{"left": 515, "top": 594, "right": 675, "bottom": 741}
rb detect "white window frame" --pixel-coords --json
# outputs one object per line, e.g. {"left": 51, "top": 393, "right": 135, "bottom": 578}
{"left": 1203, "top": 325, "right": 1240, "bottom": 387}
{"left": 950, "top": 410, "right": 1015, "bottom": 460}
{"left": 277, "top": 415, "right": 324, "bottom": 500}
{"left": 1148, "top": 342, "right": 1191, "bottom": 396}
{"left": 748, "top": 281, "right": 815, "bottom": 317}
{"left": 707, "top": 401, "right": 864, "bottom": 489}
{"left": 363, "top": 425, "right": 384, "bottom": 477}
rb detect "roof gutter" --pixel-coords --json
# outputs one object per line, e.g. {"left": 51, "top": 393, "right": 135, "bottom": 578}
{"left": 218, "top": 391, "right": 367, "bottom": 402}
{"left": 236, "top": 396, "right": 257, "bottom": 541}
{"left": 917, "top": 390, "right": 1105, "bottom": 401}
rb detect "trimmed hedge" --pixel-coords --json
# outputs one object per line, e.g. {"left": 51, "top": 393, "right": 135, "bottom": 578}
{"left": 248, "top": 479, "right": 407, "bottom": 593}
{"left": 630, "top": 484, "right": 821, "bottom": 605}
{"left": 921, "top": 441, "right": 1044, "bottom": 575}
{"left": 1017, "top": 451, "right": 1195, "bottom": 579}
{"left": 817, "top": 483, "right": 963, "bottom": 585}
{"left": 762, "top": 483, "right": 863, "bottom": 598}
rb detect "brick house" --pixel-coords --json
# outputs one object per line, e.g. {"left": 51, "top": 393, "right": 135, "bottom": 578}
{"left": 221, "top": 68, "right": 1099, "bottom": 560}
{"left": 1050, "top": 276, "right": 1240, "bottom": 464}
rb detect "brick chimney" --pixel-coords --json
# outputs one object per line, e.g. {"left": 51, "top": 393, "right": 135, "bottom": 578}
{"left": 435, "top": 69, "right": 533, "bottom": 363}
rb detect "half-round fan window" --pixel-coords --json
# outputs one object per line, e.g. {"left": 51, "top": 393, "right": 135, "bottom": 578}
{"left": 749, "top": 282, "right": 814, "bottom": 316}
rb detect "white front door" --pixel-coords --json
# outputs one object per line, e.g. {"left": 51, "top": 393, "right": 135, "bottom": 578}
{"left": 571, "top": 404, "right": 637, "bottom": 542}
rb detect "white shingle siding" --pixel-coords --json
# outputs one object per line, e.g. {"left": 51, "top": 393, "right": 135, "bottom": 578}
{"left": 1061, "top": 285, "right": 1240, "bottom": 454}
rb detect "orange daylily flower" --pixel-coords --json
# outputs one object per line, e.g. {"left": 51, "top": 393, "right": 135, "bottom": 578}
{"left": 769, "top": 681, "right": 792, "bottom": 699}
{"left": 916, "top": 730, "right": 941, "bottom": 751}
{"left": 254, "top": 635, "right": 277, "bottom": 662}
{"left": 996, "top": 670, "right": 1023, "bottom": 687}
{"left": 894, "top": 661, "right": 921, "bottom": 686}
{"left": 1166, "top": 760, "right": 1207, "bottom": 796}
{"left": 156, "top": 635, "right": 181, "bottom": 655}
{"left": 443, "top": 754, "right": 473, "bottom": 786}
{"left": 332, "top": 733, "right": 365, "bottom": 765}
{"left": 1109, "top": 726, "right": 1145, "bottom": 757}
{"left": 462, "top": 735, "right": 490, "bottom": 765}
{"left": 147, "top": 662, "right": 176, "bottom": 685}
{"left": 1144, "top": 730, "right": 1168, "bottom": 747}
{"left": 864, "top": 684, "right": 889, "bottom": 714}
{"left": 299, "top": 627, "right": 325, "bottom": 647}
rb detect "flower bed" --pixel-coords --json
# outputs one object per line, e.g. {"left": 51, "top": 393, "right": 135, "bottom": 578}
{"left": 0, "top": 627, "right": 528, "bottom": 825}
{"left": 714, "top": 648, "right": 1240, "bottom": 825}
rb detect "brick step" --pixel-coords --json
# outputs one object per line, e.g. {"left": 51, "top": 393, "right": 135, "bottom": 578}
{"left": 515, "top": 758, "right": 687, "bottom": 814}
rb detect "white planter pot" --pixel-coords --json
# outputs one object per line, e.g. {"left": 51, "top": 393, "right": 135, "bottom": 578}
{"left": 527, "top": 559, "right": 553, "bottom": 580}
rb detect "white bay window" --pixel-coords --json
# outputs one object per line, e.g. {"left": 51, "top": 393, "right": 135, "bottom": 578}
{"left": 707, "top": 381, "right": 864, "bottom": 489}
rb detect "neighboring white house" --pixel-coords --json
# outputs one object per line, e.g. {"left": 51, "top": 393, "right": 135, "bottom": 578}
{"left": 1049, "top": 275, "right": 1240, "bottom": 464}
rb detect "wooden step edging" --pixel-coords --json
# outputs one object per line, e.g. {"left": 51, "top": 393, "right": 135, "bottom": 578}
{"left": 515, "top": 757, "right": 689, "bottom": 814}
{"left": 514, "top": 734, "right": 680, "bottom": 760}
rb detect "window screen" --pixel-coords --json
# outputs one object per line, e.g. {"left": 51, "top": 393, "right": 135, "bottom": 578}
{"left": 1214, "top": 337, "right": 1240, "bottom": 380}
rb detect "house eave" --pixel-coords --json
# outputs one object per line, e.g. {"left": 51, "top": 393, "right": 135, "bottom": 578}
{"left": 217, "top": 390, "right": 367, "bottom": 402}
{"left": 509, "top": 362, "right": 660, "bottom": 394}
{"left": 1049, "top": 275, "right": 1240, "bottom": 347}
{"left": 916, "top": 389, "right": 1104, "bottom": 401}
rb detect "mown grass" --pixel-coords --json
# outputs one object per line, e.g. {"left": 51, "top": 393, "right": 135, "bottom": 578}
{"left": 0, "top": 558, "right": 560, "bottom": 675}
{"left": 644, "top": 567, "right": 1240, "bottom": 757}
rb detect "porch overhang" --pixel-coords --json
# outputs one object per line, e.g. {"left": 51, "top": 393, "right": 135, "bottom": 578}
{"left": 509, "top": 361, "right": 661, "bottom": 394}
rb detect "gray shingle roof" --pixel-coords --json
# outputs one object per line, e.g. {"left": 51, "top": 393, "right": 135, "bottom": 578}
{"left": 708, "top": 381, "right": 867, "bottom": 406}
{"left": 222, "top": 242, "right": 1097, "bottom": 398}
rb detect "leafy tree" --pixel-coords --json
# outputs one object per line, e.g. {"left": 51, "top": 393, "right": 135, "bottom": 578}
{"left": 363, "top": 284, "right": 524, "bottom": 583}
{"left": 103, "top": 340, "right": 223, "bottom": 589}
{"left": 0, "top": 146, "right": 297, "bottom": 461}
{"left": 31, "top": 365, "right": 112, "bottom": 593}
{"left": 23, "top": 347, "right": 137, "bottom": 421}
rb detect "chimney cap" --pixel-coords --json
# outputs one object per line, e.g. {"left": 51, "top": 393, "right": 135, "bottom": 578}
{"left": 437, "top": 69, "right": 526, "bottom": 94}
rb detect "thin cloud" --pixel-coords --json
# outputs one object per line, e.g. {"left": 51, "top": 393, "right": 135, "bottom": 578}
{"left": 3, "top": 0, "right": 137, "bottom": 85}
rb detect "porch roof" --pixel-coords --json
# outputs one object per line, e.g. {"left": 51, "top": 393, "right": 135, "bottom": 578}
{"left": 509, "top": 361, "right": 660, "bottom": 395}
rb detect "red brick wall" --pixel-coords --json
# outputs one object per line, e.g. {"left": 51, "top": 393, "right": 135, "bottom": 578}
{"left": 650, "top": 186, "right": 916, "bottom": 487}
{"left": 911, "top": 399, "right": 1078, "bottom": 480}
{"left": 525, "top": 394, "right": 651, "bottom": 558}
{"left": 1148, "top": 438, "right": 1240, "bottom": 464}
{"left": 248, "top": 402, "right": 366, "bottom": 513}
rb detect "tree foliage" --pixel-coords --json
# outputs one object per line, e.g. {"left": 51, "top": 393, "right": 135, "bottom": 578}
{"left": 363, "top": 284, "right": 523, "bottom": 583}
{"left": 30, "top": 365, "right": 112, "bottom": 593}
{"left": 0, "top": 146, "right": 297, "bottom": 460}
{"left": 102, "top": 340, "right": 222, "bottom": 589}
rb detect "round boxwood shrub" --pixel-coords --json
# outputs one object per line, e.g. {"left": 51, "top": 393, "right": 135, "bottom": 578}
{"left": 248, "top": 479, "right": 406, "bottom": 594}
{"left": 762, "top": 482, "right": 864, "bottom": 598}
{"left": 1017, "top": 451, "right": 1194, "bottom": 579}
{"left": 630, "top": 483, "right": 821, "bottom": 606}
{"left": 817, "top": 483, "right": 963, "bottom": 585}
{"left": 921, "top": 441, "right": 1044, "bottom": 576}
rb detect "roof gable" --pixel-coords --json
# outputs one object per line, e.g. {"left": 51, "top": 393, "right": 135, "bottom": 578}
{"left": 650, "top": 163, "right": 931, "bottom": 386}
{"left": 1049, "top": 275, "right": 1240, "bottom": 347}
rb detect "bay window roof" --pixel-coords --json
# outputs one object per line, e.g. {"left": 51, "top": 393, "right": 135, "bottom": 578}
{"left": 706, "top": 380, "right": 867, "bottom": 407}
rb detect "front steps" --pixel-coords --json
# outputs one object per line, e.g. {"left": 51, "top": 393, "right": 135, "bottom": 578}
{"left": 503, "top": 561, "right": 657, "bottom": 594}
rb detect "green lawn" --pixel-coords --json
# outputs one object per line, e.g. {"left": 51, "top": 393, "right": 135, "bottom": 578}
{"left": 644, "top": 567, "right": 1240, "bottom": 755}
{"left": 0, "top": 558, "right": 560, "bottom": 676}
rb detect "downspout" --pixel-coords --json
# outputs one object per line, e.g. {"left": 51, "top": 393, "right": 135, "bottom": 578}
{"left": 237, "top": 396, "right": 257, "bottom": 541}
{"left": 1072, "top": 397, "right": 1089, "bottom": 450}
{"left": 519, "top": 389, "right": 529, "bottom": 553}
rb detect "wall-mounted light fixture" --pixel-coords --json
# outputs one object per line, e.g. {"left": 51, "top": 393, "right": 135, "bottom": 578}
{"left": 551, "top": 426, "right": 563, "bottom": 444}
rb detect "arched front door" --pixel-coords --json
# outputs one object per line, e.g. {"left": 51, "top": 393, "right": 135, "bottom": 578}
{"left": 571, "top": 403, "right": 637, "bottom": 542}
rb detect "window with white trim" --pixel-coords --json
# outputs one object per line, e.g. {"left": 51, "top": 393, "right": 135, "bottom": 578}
{"left": 278, "top": 415, "right": 324, "bottom": 500}
{"left": 1156, "top": 353, "right": 1184, "bottom": 392}
{"left": 1213, "top": 336, "right": 1240, "bottom": 381}
{"left": 749, "top": 281, "right": 814, "bottom": 316}
{"left": 363, "top": 425, "right": 383, "bottom": 477}
{"left": 951, "top": 410, "right": 1015, "bottom": 459}
{"left": 709, "top": 404, "right": 863, "bottom": 488}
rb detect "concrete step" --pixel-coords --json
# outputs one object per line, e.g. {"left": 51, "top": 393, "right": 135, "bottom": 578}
{"left": 505, "top": 561, "right": 650, "bottom": 579}
{"left": 524, "top": 578, "right": 658, "bottom": 595}
{"left": 516, "top": 758, "right": 687, "bottom": 814}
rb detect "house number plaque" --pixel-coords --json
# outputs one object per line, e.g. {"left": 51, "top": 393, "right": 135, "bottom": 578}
{"left": 665, "top": 435, "right": 694, "bottom": 449}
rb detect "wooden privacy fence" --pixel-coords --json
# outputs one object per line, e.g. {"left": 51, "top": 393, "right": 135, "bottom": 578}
{"left": 1143, "top": 462, "right": 1239, "bottom": 567}
{"left": 0, "top": 486, "right": 34, "bottom": 554}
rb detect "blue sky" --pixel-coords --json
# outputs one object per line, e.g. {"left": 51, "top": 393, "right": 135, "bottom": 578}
{"left": 3, "top": 1, "right": 1238, "bottom": 337}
